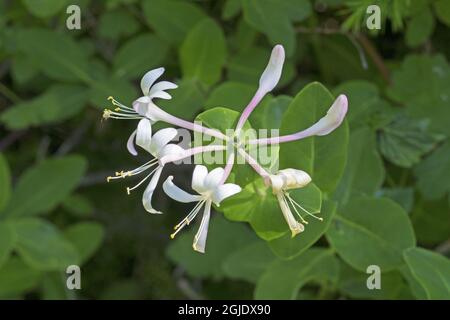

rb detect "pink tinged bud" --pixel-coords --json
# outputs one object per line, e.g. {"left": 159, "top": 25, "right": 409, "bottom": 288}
{"left": 258, "top": 44, "right": 285, "bottom": 93}
{"left": 301, "top": 94, "right": 348, "bottom": 137}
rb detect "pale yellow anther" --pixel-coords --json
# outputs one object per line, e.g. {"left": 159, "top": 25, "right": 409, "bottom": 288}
{"left": 106, "top": 176, "right": 112, "bottom": 182}
{"left": 126, "top": 187, "right": 131, "bottom": 195}
{"left": 107, "top": 96, "right": 113, "bottom": 101}
{"left": 102, "top": 109, "right": 111, "bottom": 120}
{"left": 170, "top": 233, "right": 176, "bottom": 239}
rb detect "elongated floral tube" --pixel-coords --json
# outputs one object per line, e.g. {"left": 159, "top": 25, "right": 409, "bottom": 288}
{"left": 159, "top": 145, "right": 227, "bottom": 166}
{"left": 218, "top": 150, "right": 235, "bottom": 185}
{"left": 248, "top": 94, "right": 348, "bottom": 145}
{"left": 142, "top": 102, "right": 228, "bottom": 141}
{"left": 237, "top": 148, "right": 270, "bottom": 178}
{"left": 235, "top": 45, "right": 285, "bottom": 132}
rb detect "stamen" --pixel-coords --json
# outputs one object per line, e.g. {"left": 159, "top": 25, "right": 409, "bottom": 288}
{"left": 287, "top": 193, "right": 323, "bottom": 222}
{"left": 106, "top": 159, "right": 159, "bottom": 185}
{"left": 170, "top": 200, "right": 205, "bottom": 239}
{"left": 125, "top": 166, "right": 160, "bottom": 194}
{"left": 285, "top": 193, "right": 308, "bottom": 224}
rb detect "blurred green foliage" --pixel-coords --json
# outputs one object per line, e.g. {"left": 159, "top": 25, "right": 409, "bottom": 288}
{"left": 0, "top": 0, "right": 449, "bottom": 300}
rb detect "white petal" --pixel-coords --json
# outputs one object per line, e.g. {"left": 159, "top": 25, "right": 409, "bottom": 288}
{"left": 142, "top": 166, "right": 163, "bottom": 214}
{"left": 141, "top": 67, "right": 164, "bottom": 95}
{"left": 126, "top": 129, "right": 137, "bottom": 156}
{"left": 163, "top": 176, "right": 202, "bottom": 203}
{"left": 304, "top": 94, "right": 348, "bottom": 137}
{"left": 193, "top": 200, "right": 212, "bottom": 253}
{"left": 159, "top": 144, "right": 186, "bottom": 159}
{"left": 276, "top": 193, "right": 304, "bottom": 237}
{"left": 135, "top": 118, "right": 152, "bottom": 153}
{"left": 132, "top": 96, "right": 151, "bottom": 116}
{"left": 269, "top": 174, "right": 284, "bottom": 193}
{"left": 203, "top": 167, "right": 225, "bottom": 191}
{"left": 149, "top": 128, "right": 178, "bottom": 157}
{"left": 148, "top": 81, "right": 178, "bottom": 99}
{"left": 149, "top": 91, "right": 172, "bottom": 100}
{"left": 191, "top": 165, "right": 208, "bottom": 194}
{"left": 211, "top": 183, "right": 241, "bottom": 205}
{"left": 259, "top": 44, "right": 285, "bottom": 93}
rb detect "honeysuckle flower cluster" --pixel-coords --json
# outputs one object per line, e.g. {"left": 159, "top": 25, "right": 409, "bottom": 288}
{"left": 103, "top": 44, "right": 348, "bottom": 253}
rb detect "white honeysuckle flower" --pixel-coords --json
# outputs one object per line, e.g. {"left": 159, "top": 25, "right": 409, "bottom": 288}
{"left": 266, "top": 169, "right": 322, "bottom": 237}
{"left": 108, "top": 127, "right": 186, "bottom": 214}
{"left": 162, "top": 165, "right": 241, "bottom": 253}
{"left": 102, "top": 67, "right": 178, "bottom": 155}
{"left": 258, "top": 44, "right": 285, "bottom": 94}
{"left": 133, "top": 67, "right": 178, "bottom": 118}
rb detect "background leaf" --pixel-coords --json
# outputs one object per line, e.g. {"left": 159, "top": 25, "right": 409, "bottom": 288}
{"left": 180, "top": 18, "right": 227, "bottom": 86}
{"left": 3, "top": 155, "right": 87, "bottom": 218}
{"left": 403, "top": 247, "right": 450, "bottom": 300}
{"left": 326, "top": 196, "right": 416, "bottom": 271}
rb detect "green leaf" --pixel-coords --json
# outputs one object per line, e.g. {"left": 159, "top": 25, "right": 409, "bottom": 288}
{"left": 64, "top": 222, "right": 105, "bottom": 265}
{"left": 378, "top": 117, "right": 444, "bottom": 168}
{"left": 142, "top": 0, "right": 206, "bottom": 45}
{"left": 314, "top": 35, "right": 376, "bottom": 83}
{"left": 3, "top": 155, "right": 87, "bottom": 218}
{"left": 254, "top": 248, "right": 339, "bottom": 299}
{"left": 0, "top": 153, "right": 11, "bottom": 212}
{"left": 222, "top": 180, "right": 322, "bottom": 241}
{"left": 403, "top": 247, "right": 450, "bottom": 300}
{"left": 250, "top": 95, "right": 291, "bottom": 130}
{"left": 16, "top": 29, "right": 91, "bottom": 83}
{"left": 387, "top": 54, "right": 450, "bottom": 135}
{"left": 242, "top": 0, "right": 311, "bottom": 56}
{"left": 97, "top": 10, "right": 139, "bottom": 40}
{"left": 411, "top": 196, "right": 450, "bottom": 245}
{"left": 41, "top": 272, "right": 69, "bottom": 300}
{"left": 21, "top": 0, "right": 67, "bottom": 18}
{"left": 326, "top": 196, "right": 416, "bottom": 271}
{"left": 88, "top": 76, "right": 138, "bottom": 109}
{"left": 279, "top": 82, "right": 349, "bottom": 194}
{"left": 0, "top": 257, "right": 42, "bottom": 297}
{"left": 378, "top": 187, "right": 414, "bottom": 213}
{"left": 434, "top": 0, "right": 450, "bottom": 26}
{"left": 180, "top": 18, "right": 226, "bottom": 86}
{"left": 205, "top": 82, "right": 256, "bottom": 112}
{"left": 227, "top": 46, "right": 295, "bottom": 87}
{"left": 268, "top": 200, "right": 335, "bottom": 259}
{"left": 158, "top": 79, "right": 205, "bottom": 120}
{"left": 333, "top": 80, "right": 381, "bottom": 128}
{"left": 334, "top": 126, "right": 384, "bottom": 204}
{"left": 405, "top": 7, "right": 434, "bottom": 47}
{"left": 222, "top": 0, "right": 242, "bottom": 20}
{"left": 166, "top": 215, "right": 256, "bottom": 279}
{"left": 414, "top": 141, "right": 450, "bottom": 200}
{"left": 0, "top": 222, "right": 15, "bottom": 268}
{"left": 113, "top": 34, "right": 168, "bottom": 79}
{"left": 1, "top": 85, "right": 88, "bottom": 129}
{"left": 222, "top": 241, "right": 275, "bottom": 283}
{"left": 61, "top": 194, "right": 94, "bottom": 217}
{"left": 12, "top": 218, "right": 79, "bottom": 271}
{"left": 338, "top": 262, "right": 413, "bottom": 299}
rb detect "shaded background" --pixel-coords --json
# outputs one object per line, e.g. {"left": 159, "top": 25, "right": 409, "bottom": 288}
{"left": 0, "top": 0, "right": 449, "bottom": 300}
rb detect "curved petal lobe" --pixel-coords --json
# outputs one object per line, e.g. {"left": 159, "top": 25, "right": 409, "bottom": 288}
{"left": 142, "top": 166, "right": 164, "bottom": 214}
{"left": 141, "top": 67, "right": 164, "bottom": 95}
{"left": 163, "top": 176, "right": 202, "bottom": 203}
{"left": 211, "top": 183, "right": 241, "bottom": 205}
{"left": 127, "top": 129, "right": 138, "bottom": 156}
